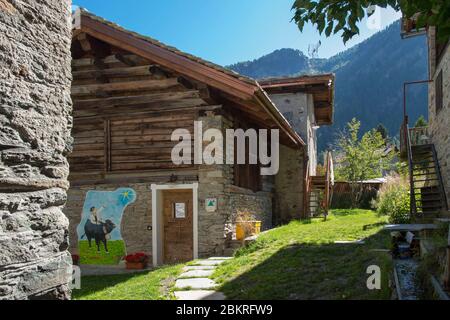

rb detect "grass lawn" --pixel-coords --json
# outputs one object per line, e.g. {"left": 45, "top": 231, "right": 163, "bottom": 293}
{"left": 78, "top": 240, "right": 126, "bottom": 265}
{"left": 212, "top": 209, "right": 392, "bottom": 300}
{"left": 72, "top": 264, "right": 183, "bottom": 300}
{"left": 72, "top": 209, "right": 391, "bottom": 300}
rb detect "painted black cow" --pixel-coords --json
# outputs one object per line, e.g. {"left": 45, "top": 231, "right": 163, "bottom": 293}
{"left": 82, "top": 219, "right": 116, "bottom": 253}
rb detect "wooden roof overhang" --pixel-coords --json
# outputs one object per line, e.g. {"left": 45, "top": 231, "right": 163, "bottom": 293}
{"left": 72, "top": 9, "right": 305, "bottom": 148}
{"left": 259, "top": 74, "right": 335, "bottom": 126}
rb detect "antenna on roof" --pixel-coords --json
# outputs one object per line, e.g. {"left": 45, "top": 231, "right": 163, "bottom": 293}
{"left": 308, "top": 40, "right": 322, "bottom": 59}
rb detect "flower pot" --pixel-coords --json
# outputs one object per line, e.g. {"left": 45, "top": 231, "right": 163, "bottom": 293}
{"left": 126, "top": 261, "right": 147, "bottom": 270}
{"left": 236, "top": 221, "right": 262, "bottom": 240}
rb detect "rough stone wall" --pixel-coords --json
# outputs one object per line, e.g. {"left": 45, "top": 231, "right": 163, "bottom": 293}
{"left": 427, "top": 28, "right": 450, "bottom": 209}
{"left": 274, "top": 145, "right": 305, "bottom": 224}
{"left": 197, "top": 113, "right": 233, "bottom": 257}
{"left": 0, "top": 0, "right": 73, "bottom": 300}
{"left": 65, "top": 183, "right": 153, "bottom": 259}
{"left": 227, "top": 188, "right": 273, "bottom": 231}
{"left": 269, "top": 93, "right": 317, "bottom": 175}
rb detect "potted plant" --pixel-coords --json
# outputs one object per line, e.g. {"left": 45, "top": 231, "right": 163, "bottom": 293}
{"left": 235, "top": 211, "right": 262, "bottom": 241}
{"left": 71, "top": 254, "right": 80, "bottom": 266}
{"left": 125, "top": 252, "right": 149, "bottom": 270}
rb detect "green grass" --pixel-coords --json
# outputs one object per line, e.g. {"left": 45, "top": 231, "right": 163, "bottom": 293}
{"left": 72, "top": 264, "right": 183, "bottom": 300}
{"left": 72, "top": 209, "right": 392, "bottom": 300}
{"left": 79, "top": 240, "right": 125, "bottom": 265}
{"left": 212, "top": 209, "right": 392, "bottom": 300}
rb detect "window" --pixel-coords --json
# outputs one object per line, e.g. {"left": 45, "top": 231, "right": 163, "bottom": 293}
{"left": 233, "top": 119, "right": 262, "bottom": 192}
{"left": 174, "top": 203, "right": 186, "bottom": 219}
{"left": 436, "top": 70, "right": 443, "bottom": 114}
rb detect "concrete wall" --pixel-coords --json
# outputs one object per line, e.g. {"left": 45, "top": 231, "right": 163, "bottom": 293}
{"left": 0, "top": 0, "right": 73, "bottom": 299}
{"left": 427, "top": 28, "right": 450, "bottom": 209}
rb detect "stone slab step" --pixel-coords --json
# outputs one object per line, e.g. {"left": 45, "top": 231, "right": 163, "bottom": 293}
{"left": 191, "top": 259, "right": 226, "bottom": 266}
{"left": 179, "top": 270, "right": 214, "bottom": 278}
{"left": 175, "top": 278, "right": 217, "bottom": 290}
{"left": 174, "top": 290, "right": 225, "bottom": 301}
{"left": 183, "top": 265, "right": 216, "bottom": 271}
{"left": 208, "top": 257, "right": 233, "bottom": 260}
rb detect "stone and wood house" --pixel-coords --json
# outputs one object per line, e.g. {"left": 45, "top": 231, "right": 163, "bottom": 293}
{"left": 66, "top": 9, "right": 334, "bottom": 266}
{"left": 400, "top": 18, "right": 450, "bottom": 218}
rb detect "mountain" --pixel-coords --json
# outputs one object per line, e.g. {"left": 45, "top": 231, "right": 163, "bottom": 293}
{"left": 228, "top": 21, "right": 429, "bottom": 152}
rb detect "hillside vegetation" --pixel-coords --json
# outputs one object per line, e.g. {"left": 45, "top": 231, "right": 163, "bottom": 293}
{"left": 229, "top": 21, "right": 428, "bottom": 151}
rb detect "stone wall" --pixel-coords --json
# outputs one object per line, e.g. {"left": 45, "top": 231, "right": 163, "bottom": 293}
{"left": 65, "top": 183, "right": 153, "bottom": 258}
{"left": 268, "top": 93, "right": 317, "bottom": 175}
{"left": 274, "top": 145, "right": 305, "bottom": 224}
{"left": 0, "top": 0, "right": 73, "bottom": 299}
{"left": 197, "top": 113, "right": 232, "bottom": 257}
{"left": 428, "top": 28, "right": 450, "bottom": 209}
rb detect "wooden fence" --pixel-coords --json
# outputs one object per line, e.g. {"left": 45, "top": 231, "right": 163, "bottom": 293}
{"left": 331, "top": 181, "right": 384, "bottom": 209}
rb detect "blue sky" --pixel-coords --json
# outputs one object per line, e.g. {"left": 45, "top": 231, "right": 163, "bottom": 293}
{"left": 72, "top": 0, "right": 401, "bottom": 66}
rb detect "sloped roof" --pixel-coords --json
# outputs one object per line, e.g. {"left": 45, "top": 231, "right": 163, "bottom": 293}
{"left": 259, "top": 74, "right": 335, "bottom": 125}
{"left": 73, "top": 8, "right": 306, "bottom": 148}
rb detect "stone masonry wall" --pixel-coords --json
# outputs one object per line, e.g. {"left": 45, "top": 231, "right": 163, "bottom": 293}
{"left": 428, "top": 28, "right": 450, "bottom": 209}
{"left": 274, "top": 145, "right": 305, "bottom": 224}
{"left": 269, "top": 92, "right": 317, "bottom": 175}
{"left": 197, "top": 112, "right": 232, "bottom": 257}
{"left": 65, "top": 183, "right": 153, "bottom": 259}
{"left": 197, "top": 112, "right": 274, "bottom": 256}
{"left": 0, "top": 1, "right": 73, "bottom": 300}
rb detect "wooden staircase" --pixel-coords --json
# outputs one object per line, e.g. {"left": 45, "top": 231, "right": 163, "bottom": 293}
{"left": 306, "top": 152, "right": 333, "bottom": 218}
{"left": 402, "top": 124, "right": 448, "bottom": 219}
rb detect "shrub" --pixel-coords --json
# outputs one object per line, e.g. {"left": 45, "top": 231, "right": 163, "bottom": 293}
{"left": 374, "top": 174, "right": 411, "bottom": 224}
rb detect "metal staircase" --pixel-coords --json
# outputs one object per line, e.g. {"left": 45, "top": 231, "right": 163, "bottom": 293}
{"left": 402, "top": 124, "right": 448, "bottom": 219}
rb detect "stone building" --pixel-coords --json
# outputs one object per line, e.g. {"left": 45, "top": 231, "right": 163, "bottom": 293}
{"left": 426, "top": 27, "right": 450, "bottom": 210}
{"left": 401, "top": 19, "right": 450, "bottom": 215}
{"left": 66, "top": 9, "right": 334, "bottom": 267}
{"left": 0, "top": 0, "right": 73, "bottom": 299}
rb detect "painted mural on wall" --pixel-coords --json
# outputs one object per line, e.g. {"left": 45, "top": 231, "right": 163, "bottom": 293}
{"left": 77, "top": 188, "right": 137, "bottom": 265}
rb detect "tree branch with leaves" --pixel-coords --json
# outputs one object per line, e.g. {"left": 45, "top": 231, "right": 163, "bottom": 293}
{"left": 292, "top": 0, "right": 450, "bottom": 43}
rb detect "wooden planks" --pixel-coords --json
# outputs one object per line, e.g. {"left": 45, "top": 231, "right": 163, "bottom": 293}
{"left": 71, "top": 78, "right": 179, "bottom": 96}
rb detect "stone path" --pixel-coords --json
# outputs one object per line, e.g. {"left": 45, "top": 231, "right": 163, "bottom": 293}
{"left": 173, "top": 257, "right": 232, "bottom": 300}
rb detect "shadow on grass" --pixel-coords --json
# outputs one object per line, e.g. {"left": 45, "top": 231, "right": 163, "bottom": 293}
{"left": 218, "top": 230, "right": 393, "bottom": 300}
{"left": 72, "top": 272, "right": 147, "bottom": 299}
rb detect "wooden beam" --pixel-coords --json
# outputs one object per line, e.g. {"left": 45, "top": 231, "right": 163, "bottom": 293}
{"left": 73, "top": 65, "right": 154, "bottom": 79}
{"left": 71, "top": 78, "right": 179, "bottom": 96}
{"left": 73, "top": 90, "right": 201, "bottom": 108}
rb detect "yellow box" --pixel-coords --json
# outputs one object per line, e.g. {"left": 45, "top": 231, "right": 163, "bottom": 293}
{"left": 235, "top": 221, "right": 262, "bottom": 240}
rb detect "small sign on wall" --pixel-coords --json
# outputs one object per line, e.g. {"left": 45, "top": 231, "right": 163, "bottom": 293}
{"left": 205, "top": 198, "right": 217, "bottom": 212}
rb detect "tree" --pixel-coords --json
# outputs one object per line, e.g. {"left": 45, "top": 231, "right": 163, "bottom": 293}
{"left": 335, "top": 119, "right": 392, "bottom": 207}
{"left": 292, "top": 0, "right": 450, "bottom": 43}
{"left": 414, "top": 115, "right": 428, "bottom": 128}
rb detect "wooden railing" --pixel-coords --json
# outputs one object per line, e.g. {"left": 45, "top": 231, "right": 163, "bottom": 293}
{"left": 323, "top": 151, "right": 334, "bottom": 213}
{"left": 304, "top": 158, "right": 311, "bottom": 218}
